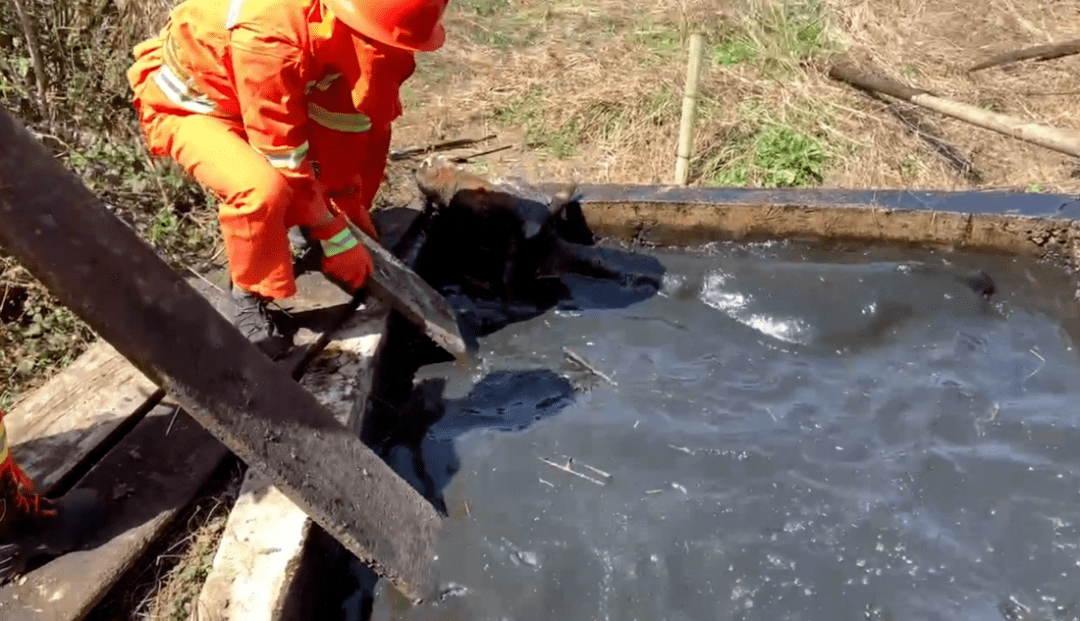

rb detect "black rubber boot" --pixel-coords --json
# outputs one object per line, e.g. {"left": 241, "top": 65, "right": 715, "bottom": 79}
{"left": 227, "top": 285, "right": 293, "bottom": 360}
{"left": 0, "top": 489, "right": 108, "bottom": 584}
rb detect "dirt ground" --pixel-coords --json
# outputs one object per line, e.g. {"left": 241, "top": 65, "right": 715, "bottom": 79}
{"left": 8, "top": 0, "right": 1080, "bottom": 618}
{"left": 376, "top": 0, "right": 1080, "bottom": 203}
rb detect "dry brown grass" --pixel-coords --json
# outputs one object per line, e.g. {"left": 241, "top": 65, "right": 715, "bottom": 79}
{"left": 385, "top": 0, "right": 1080, "bottom": 196}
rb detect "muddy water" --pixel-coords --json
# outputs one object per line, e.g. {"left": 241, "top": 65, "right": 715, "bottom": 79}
{"left": 368, "top": 239, "right": 1080, "bottom": 621}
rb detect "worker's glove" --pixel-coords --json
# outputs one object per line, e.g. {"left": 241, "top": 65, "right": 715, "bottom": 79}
{"left": 309, "top": 213, "right": 374, "bottom": 292}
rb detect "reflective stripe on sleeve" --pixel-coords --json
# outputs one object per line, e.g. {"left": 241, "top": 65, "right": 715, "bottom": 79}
{"left": 307, "top": 102, "right": 372, "bottom": 133}
{"left": 225, "top": 0, "right": 248, "bottom": 29}
{"left": 153, "top": 64, "right": 218, "bottom": 115}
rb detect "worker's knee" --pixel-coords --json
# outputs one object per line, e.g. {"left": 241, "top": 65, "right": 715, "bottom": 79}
{"left": 219, "top": 169, "right": 292, "bottom": 223}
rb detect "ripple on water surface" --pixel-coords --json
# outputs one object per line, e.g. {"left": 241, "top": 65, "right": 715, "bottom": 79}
{"left": 370, "top": 240, "right": 1080, "bottom": 621}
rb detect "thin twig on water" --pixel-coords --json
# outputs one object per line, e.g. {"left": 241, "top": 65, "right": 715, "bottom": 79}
{"left": 559, "top": 454, "right": 611, "bottom": 479}
{"left": 165, "top": 404, "right": 182, "bottom": 436}
{"left": 539, "top": 456, "right": 607, "bottom": 486}
{"left": 562, "top": 347, "right": 617, "bottom": 386}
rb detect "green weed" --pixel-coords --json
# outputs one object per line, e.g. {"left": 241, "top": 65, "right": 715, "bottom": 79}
{"left": 900, "top": 155, "right": 922, "bottom": 180}
{"left": 493, "top": 86, "right": 583, "bottom": 158}
{"left": 452, "top": 0, "right": 541, "bottom": 47}
{"left": 699, "top": 108, "right": 833, "bottom": 189}
{"left": 713, "top": 36, "right": 758, "bottom": 66}
{"left": 714, "top": 0, "right": 837, "bottom": 77}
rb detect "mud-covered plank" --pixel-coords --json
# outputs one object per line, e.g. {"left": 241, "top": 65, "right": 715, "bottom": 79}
{"left": 0, "top": 402, "right": 231, "bottom": 621}
{"left": 5, "top": 341, "right": 160, "bottom": 493}
{"left": 0, "top": 109, "right": 443, "bottom": 602}
{"left": 196, "top": 292, "right": 391, "bottom": 621}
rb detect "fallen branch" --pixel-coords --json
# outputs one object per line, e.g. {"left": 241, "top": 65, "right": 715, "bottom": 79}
{"left": 872, "top": 95, "right": 982, "bottom": 182}
{"left": 968, "top": 38, "right": 1080, "bottom": 73}
{"left": 449, "top": 144, "right": 514, "bottom": 163}
{"left": 389, "top": 135, "right": 497, "bottom": 161}
{"left": 829, "top": 60, "right": 1080, "bottom": 158}
{"left": 9, "top": 0, "right": 50, "bottom": 125}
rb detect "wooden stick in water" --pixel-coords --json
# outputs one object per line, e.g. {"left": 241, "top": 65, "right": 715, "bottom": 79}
{"left": 539, "top": 457, "right": 608, "bottom": 486}
{"left": 563, "top": 347, "right": 617, "bottom": 386}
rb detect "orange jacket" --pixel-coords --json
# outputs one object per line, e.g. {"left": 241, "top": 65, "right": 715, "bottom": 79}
{"left": 128, "top": 0, "right": 416, "bottom": 202}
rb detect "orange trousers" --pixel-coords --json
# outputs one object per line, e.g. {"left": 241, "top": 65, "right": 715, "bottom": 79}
{"left": 138, "top": 111, "right": 391, "bottom": 300}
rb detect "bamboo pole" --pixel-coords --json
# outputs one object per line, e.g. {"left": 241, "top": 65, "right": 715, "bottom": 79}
{"left": 675, "top": 33, "right": 705, "bottom": 186}
{"left": 829, "top": 61, "right": 1080, "bottom": 159}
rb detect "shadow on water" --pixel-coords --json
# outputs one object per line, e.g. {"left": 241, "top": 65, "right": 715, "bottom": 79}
{"left": 381, "top": 191, "right": 668, "bottom": 508}
{"left": 339, "top": 370, "right": 578, "bottom": 621}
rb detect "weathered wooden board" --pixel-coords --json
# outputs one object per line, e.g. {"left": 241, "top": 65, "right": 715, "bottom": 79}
{"left": 0, "top": 107, "right": 443, "bottom": 603}
{"left": 196, "top": 279, "right": 391, "bottom": 621}
{"left": 0, "top": 271, "right": 377, "bottom": 621}
{"left": 5, "top": 341, "right": 160, "bottom": 493}
{"left": 0, "top": 402, "right": 231, "bottom": 621}
{"left": 355, "top": 225, "right": 467, "bottom": 361}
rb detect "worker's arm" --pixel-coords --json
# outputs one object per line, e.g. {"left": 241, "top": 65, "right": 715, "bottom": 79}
{"left": 227, "top": 27, "right": 332, "bottom": 226}
{"left": 227, "top": 29, "right": 372, "bottom": 290}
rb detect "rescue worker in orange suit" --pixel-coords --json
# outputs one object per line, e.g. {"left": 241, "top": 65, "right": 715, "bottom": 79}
{"left": 126, "top": 0, "right": 450, "bottom": 356}
{"left": 0, "top": 0, "right": 449, "bottom": 582}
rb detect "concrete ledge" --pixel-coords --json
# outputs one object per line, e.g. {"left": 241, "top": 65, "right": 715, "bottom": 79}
{"left": 193, "top": 297, "right": 391, "bottom": 621}
{"left": 562, "top": 185, "right": 1080, "bottom": 267}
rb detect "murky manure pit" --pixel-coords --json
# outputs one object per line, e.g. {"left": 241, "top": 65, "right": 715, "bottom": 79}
{"left": 359, "top": 208, "right": 1080, "bottom": 621}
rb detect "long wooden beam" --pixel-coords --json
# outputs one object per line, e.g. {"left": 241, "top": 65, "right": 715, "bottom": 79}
{"left": 0, "top": 109, "right": 441, "bottom": 602}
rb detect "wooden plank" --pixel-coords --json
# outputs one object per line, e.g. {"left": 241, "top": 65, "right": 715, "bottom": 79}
{"left": 196, "top": 279, "right": 391, "bottom": 621}
{"left": 0, "top": 402, "right": 231, "bottom": 620}
{"left": 5, "top": 341, "right": 160, "bottom": 493}
{"left": 0, "top": 108, "right": 443, "bottom": 603}
{"left": 354, "top": 225, "right": 467, "bottom": 361}
{"left": 0, "top": 272, "right": 376, "bottom": 621}
{"left": 3, "top": 271, "right": 231, "bottom": 501}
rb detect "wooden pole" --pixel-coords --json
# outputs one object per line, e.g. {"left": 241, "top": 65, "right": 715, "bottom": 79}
{"left": 675, "top": 33, "right": 705, "bottom": 186}
{"left": 829, "top": 61, "right": 1080, "bottom": 159}
{"left": 0, "top": 107, "right": 442, "bottom": 604}
{"left": 968, "top": 38, "right": 1080, "bottom": 73}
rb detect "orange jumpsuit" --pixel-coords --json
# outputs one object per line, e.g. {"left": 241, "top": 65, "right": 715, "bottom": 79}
{"left": 127, "top": 0, "right": 416, "bottom": 299}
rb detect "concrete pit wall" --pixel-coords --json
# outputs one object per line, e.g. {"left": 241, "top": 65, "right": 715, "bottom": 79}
{"left": 567, "top": 185, "right": 1080, "bottom": 269}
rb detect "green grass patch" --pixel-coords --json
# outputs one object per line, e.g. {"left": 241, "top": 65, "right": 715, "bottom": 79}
{"left": 711, "top": 0, "right": 837, "bottom": 74}
{"left": 713, "top": 36, "right": 758, "bottom": 66}
{"left": 452, "top": 0, "right": 543, "bottom": 48}
{"left": 492, "top": 86, "right": 582, "bottom": 158}
{"left": 900, "top": 155, "right": 922, "bottom": 181}
{"left": 492, "top": 82, "right": 681, "bottom": 160}
{"left": 628, "top": 25, "right": 684, "bottom": 63}
{"left": 699, "top": 99, "right": 835, "bottom": 188}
